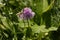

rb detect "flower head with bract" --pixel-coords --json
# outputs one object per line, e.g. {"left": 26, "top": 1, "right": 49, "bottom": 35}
{"left": 17, "top": 7, "right": 35, "bottom": 20}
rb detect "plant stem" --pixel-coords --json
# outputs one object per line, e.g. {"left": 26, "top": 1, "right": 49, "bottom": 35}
{"left": 23, "top": 19, "right": 25, "bottom": 27}
{"left": 27, "top": 18, "right": 29, "bottom": 27}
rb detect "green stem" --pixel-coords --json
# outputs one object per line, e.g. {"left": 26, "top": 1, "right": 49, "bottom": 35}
{"left": 23, "top": 19, "right": 25, "bottom": 27}
{"left": 27, "top": 18, "right": 29, "bottom": 27}
{"left": 13, "top": 27, "right": 17, "bottom": 40}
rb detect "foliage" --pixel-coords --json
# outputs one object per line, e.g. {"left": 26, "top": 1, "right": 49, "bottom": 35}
{"left": 0, "top": 0, "right": 60, "bottom": 40}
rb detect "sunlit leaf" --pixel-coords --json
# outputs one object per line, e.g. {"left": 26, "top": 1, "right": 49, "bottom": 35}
{"left": 0, "top": 24, "right": 6, "bottom": 30}
{"left": 42, "top": 0, "right": 55, "bottom": 13}
{"left": 0, "top": 15, "right": 12, "bottom": 31}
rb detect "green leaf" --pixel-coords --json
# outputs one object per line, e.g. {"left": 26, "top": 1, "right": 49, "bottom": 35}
{"left": 42, "top": 0, "right": 55, "bottom": 13}
{"left": 0, "top": 15, "right": 12, "bottom": 31}
{"left": 33, "top": 0, "right": 55, "bottom": 15}
{"left": 48, "top": 27, "right": 58, "bottom": 31}
{"left": 31, "top": 24, "right": 58, "bottom": 33}
{"left": 0, "top": 24, "right": 6, "bottom": 30}
{"left": 42, "top": 0, "right": 48, "bottom": 12}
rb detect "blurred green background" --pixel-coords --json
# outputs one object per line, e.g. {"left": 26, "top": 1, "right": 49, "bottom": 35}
{"left": 0, "top": 0, "right": 60, "bottom": 40}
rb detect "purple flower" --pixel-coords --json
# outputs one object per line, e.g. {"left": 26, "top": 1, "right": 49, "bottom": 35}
{"left": 18, "top": 7, "right": 35, "bottom": 20}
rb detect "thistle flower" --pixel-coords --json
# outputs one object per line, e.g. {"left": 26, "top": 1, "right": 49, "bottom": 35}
{"left": 17, "top": 7, "right": 35, "bottom": 20}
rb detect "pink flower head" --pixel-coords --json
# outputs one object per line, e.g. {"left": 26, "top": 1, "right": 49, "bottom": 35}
{"left": 19, "top": 7, "right": 35, "bottom": 20}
